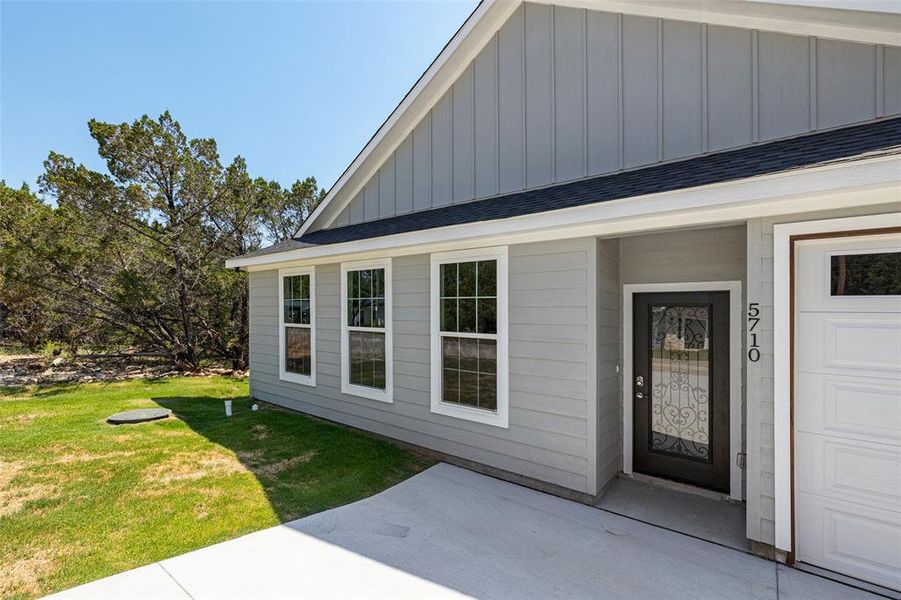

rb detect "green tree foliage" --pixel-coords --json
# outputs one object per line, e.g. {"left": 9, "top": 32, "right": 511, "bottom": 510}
{"left": 0, "top": 112, "right": 323, "bottom": 368}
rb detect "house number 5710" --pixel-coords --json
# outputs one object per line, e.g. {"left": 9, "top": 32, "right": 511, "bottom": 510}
{"left": 747, "top": 303, "right": 761, "bottom": 362}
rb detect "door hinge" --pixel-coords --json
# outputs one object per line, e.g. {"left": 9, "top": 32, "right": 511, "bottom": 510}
{"left": 736, "top": 452, "right": 747, "bottom": 469}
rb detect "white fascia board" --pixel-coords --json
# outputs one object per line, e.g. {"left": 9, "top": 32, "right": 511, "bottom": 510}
{"left": 226, "top": 156, "right": 901, "bottom": 270}
{"left": 536, "top": 0, "right": 901, "bottom": 45}
{"left": 297, "top": 0, "right": 520, "bottom": 237}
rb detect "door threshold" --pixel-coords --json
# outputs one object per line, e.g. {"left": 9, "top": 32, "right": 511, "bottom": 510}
{"left": 627, "top": 472, "right": 734, "bottom": 503}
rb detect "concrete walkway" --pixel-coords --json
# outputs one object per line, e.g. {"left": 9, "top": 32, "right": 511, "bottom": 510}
{"left": 51, "top": 464, "right": 881, "bottom": 599}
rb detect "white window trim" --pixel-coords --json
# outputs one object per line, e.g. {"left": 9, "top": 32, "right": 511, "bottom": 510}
{"left": 278, "top": 266, "right": 316, "bottom": 387}
{"left": 340, "top": 257, "right": 393, "bottom": 403}
{"left": 430, "top": 246, "right": 509, "bottom": 428}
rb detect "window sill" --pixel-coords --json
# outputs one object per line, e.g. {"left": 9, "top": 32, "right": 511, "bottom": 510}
{"left": 341, "top": 382, "right": 392, "bottom": 403}
{"left": 431, "top": 400, "right": 508, "bottom": 428}
{"left": 280, "top": 371, "right": 316, "bottom": 387}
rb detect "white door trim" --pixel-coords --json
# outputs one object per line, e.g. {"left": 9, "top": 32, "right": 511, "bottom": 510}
{"left": 773, "top": 212, "right": 901, "bottom": 553}
{"left": 622, "top": 281, "right": 744, "bottom": 501}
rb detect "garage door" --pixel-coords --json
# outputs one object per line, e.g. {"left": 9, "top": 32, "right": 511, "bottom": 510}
{"left": 794, "top": 232, "right": 901, "bottom": 591}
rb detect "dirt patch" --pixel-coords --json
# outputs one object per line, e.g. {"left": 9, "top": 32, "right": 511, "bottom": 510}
{"left": 2, "top": 458, "right": 64, "bottom": 517}
{"left": 236, "top": 450, "right": 317, "bottom": 478}
{"left": 0, "top": 411, "right": 54, "bottom": 427}
{"left": 251, "top": 424, "right": 270, "bottom": 440}
{"left": 0, "top": 459, "right": 24, "bottom": 488}
{"left": 236, "top": 449, "right": 265, "bottom": 463}
{"left": 140, "top": 451, "right": 248, "bottom": 486}
{"left": 254, "top": 452, "right": 316, "bottom": 477}
{"left": 0, "top": 545, "right": 66, "bottom": 597}
{"left": 51, "top": 450, "right": 138, "bottom": 465}
{"left": 1, "top": 483, "right": 58, "bottom": 517}
{"left": 0, "top": 461, "right": 59, "bottom": 518}
{"left": 112, "top": 429, "right": 189, "bottom": 443}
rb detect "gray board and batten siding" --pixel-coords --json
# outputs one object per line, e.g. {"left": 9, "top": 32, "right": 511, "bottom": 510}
{"left": 249, "top": 238, "right": 599, "bottom": 495}
{"left": 327, "top": 3, "right": 901, "bottom": 229}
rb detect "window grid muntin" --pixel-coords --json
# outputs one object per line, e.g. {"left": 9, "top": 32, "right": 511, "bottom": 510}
{"left": 279, "top": 269, "right": 315, "bottom": 384}
{"left": 345, "top": 267, "right": 387, "bottom": 391}
{"left": 438, "top": 259, "right": 498, "bottom": 412}
{"left": 284, "top": 325, "right": 312, "bottom": 376}
{"left": 347, "top": 268, "right": 386, "bottom": 329}
{"left": 439, "top": 260, "right": 497, "bottom": 335}
{"left": 283, "top": 274, "right": 311, "bottom": 325}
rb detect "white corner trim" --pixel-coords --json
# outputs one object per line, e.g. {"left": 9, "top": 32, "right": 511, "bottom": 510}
{"left": 772, "top": 212, "right": 901, "bottom": 553}
{"left": 429, "top": 246, "right": 509, "bottom": 428}
{"left": 278, "top": 266, "right": 316, "bottom": 387}
{"left": 622, "top": 281, "right": 744, "bottom": 502}
{"left": 340, "top": 257, "right": 394, "bottom": 403}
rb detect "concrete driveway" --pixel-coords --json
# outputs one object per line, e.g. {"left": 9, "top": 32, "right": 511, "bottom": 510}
{"left": 52, "top": 463, "right": 879, "bottom": 599}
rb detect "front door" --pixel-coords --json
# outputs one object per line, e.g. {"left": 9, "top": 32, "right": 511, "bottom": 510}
{"left": 633, "top": 291, "right": 731, "bottom": 493}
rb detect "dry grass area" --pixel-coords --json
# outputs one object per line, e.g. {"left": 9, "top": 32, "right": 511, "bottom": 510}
{"left": 0, "top": 377, "right": 431, "bottom": 598}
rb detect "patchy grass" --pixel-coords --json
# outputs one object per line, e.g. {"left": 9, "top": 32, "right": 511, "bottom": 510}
{"left": 0, "top": 377, "right": 432, "bottom": 598}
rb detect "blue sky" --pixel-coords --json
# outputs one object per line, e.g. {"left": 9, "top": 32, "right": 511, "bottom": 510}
{"left": 1, "top": 1, "right": 478, "bottom": 192}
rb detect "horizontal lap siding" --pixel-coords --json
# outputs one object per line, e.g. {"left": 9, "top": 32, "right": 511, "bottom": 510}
{"left": 248, "top": 237, "right": 597, "bottom": 494}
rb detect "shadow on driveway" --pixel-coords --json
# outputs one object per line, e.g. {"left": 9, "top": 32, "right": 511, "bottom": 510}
{"left": 53, "top": 463, "right": 882, "bottom": 599}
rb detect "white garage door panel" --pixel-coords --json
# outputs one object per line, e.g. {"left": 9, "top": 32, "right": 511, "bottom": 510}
{"left": 797, "top": 313, "right": 901, "bottom": 377}
{"left": 796, "top": 497, "right": 901, "bottom": 591}
{"left": 795, "top": 232, "right": 901, "bottom": 591}
{"left": 795, "top": 434, "right": 901, "bottom": 509}
{"left": 795, "top": 374, "right": 901, "bottom": 443}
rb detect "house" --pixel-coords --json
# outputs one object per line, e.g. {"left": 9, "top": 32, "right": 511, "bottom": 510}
{"left": 227, "top": 0, "right": 901, "bottom": 592}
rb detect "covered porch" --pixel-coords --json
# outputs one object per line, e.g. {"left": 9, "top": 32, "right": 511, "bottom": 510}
{"left": 594, "top": 223, "right": 751, "bottom": 552}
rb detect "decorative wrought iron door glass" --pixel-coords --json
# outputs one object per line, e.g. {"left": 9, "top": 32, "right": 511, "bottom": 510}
{"left": 649, "top": 305, "right": 711, "bottom": 461}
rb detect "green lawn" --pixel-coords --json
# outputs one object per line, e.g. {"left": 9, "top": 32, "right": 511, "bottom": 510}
{"left": 0, "top": 377, "right": 432, "bottom": 599}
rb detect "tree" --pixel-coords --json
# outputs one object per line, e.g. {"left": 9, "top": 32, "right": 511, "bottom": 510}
{"left": 0, "top": 112, "right": 322, "bottom": 368}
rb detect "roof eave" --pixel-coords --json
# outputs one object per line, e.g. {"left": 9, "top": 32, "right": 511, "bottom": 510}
{"left": 225, "top": 154, "right": 901, "bottom": 270}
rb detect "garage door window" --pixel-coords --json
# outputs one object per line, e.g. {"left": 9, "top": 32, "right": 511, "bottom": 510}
{"left": 830, "top": 251, "right": 901, "bottom": 296}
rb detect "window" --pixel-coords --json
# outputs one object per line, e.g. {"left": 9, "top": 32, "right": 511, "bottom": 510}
{"left": 279, "top": 267, "right": 315, "bottom": 386}
{"left": 340, "top": 258, "right": 392, "bottom": 402}
{"left": 430, "top": 247, "right": 508, "bottom": 428}
{"left": 830, "top": 251, "right": 901, "bottom": 296}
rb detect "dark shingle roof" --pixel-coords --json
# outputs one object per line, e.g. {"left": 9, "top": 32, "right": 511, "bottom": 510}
{"left": 236, "top": 117, "right": 901, "bottom": 260}
{"left": 230, "top": 237, "right": 317, "bottom": 261}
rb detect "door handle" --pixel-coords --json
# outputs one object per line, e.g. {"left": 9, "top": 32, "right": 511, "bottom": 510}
{"left": 635, "top": 392, "right": 644, "bottom": 399}
{"left": 635, "top": 375, "right": 644, "bottom": 387}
